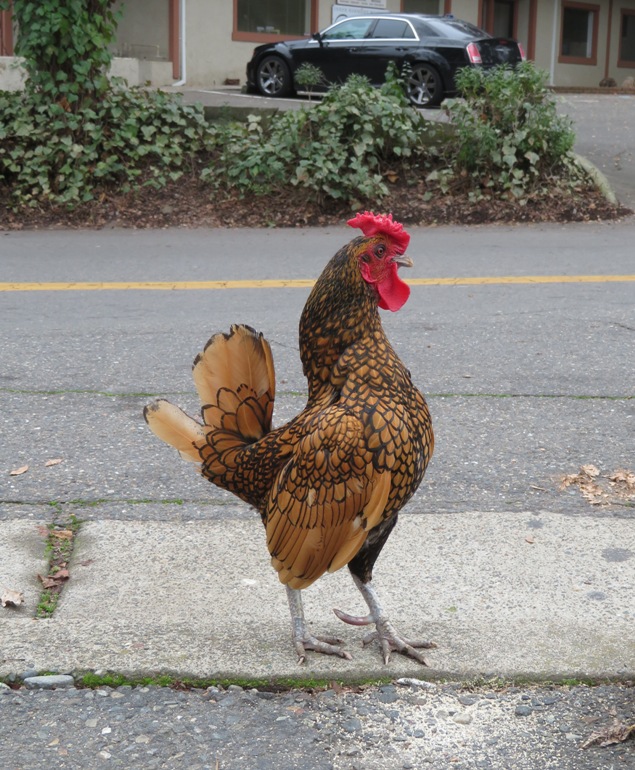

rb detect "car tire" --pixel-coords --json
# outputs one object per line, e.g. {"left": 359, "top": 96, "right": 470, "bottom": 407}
{"left": 255, "top": 55, "right": 294, "bottom": 98}
{"left": 407, "top": 63, "right": 443, "bottom": 107}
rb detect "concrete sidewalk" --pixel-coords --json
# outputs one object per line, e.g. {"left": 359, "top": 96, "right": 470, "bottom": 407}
{"left": 2, "top": 509, "right": 633, "bottom": 682}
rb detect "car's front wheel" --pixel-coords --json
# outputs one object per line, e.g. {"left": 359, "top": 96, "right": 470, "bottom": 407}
{"left": 255, "top": 55, "right": 294, "bottom": 98}
{"left": 406, "top": 63, "right": 442, "bottom": 107}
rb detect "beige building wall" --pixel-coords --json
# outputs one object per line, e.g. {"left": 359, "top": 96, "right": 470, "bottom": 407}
{"left": 180, "top": 0, "right": 635, "bottom": 89}
{"left": 113, "top": 0, "right": 170, "bottom": 61}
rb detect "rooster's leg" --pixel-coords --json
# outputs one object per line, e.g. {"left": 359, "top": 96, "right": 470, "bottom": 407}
{"left": 286, "top": 586, "right": 352, "bottom": 664}
{"left": 334, "top": 575, "right": 436, "bottom": 665}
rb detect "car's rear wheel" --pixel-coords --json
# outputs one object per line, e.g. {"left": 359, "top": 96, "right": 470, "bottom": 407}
{"left": 256, "top": 55, "right": 294, "bottom": 98}
{"left": 407, "top": 63, "right": 442, "bottom": 107}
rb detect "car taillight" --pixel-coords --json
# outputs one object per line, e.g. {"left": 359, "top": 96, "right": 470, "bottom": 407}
{"left": 466, "top": 42, "right": 482, "bottom": 64}
{"left": 519, "top": 42, "right": 527, "bottom": 60}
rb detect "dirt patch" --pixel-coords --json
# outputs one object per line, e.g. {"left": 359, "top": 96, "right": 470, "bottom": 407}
{"left": 0, "top": 169, "right": 630, "bottom": 231}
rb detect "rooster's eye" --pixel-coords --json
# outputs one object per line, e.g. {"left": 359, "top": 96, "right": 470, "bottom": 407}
{"left": 374, "top": 245, "right": 386, "bottom": 259}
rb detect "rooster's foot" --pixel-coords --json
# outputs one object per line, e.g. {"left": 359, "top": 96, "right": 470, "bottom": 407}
{"left": 292, "top": 632, "right": 352, "bottom": 664}
{"left": 336, "top": 576, "right": 436, "bottom": 665}
{"left": 361, "top": 618, "right": 436, "bottom": 665}
{"left": 286, "top": 585, "right": 352, "bottom": 664}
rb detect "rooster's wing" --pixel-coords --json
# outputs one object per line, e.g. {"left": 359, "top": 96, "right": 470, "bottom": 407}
{"left": 265, "top": 406, "right": 391, "bottom": 590}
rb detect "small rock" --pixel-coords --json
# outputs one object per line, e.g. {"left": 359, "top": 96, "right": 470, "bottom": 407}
{"left": 342, "top": 718, "right": 362, "bottom": 733}
{"left": 542, "top": 695, "right": 558, "bottom": 705}
{"left": 396, "top": 677, "right": 437, "bottom": 690}
{"left": 458, "top": 694, "right": 478, "bottom": 706}
{"left": 377, "top": 687, "right": 398, "bottom": 704}
{"left": 21, "top": 669, "right": 38, "bottom": 681}
{"left": 453, "top": 712, "right": 473, "bottom": 725}
{"left": 515, "top": 705, "right": 533, "bottom": 717}
{"left": 24, "top": 675, "right": 74, "bottom": 690}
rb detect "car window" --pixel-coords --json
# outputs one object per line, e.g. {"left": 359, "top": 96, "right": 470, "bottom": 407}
{"left": 321, "top": 18, "right": 374, "bottom": 41}
{"left": 371, "top": 19, "right": 416, "bottom": 40}
{"left": 424, "top": 18, "right": 489, "bottom": 39}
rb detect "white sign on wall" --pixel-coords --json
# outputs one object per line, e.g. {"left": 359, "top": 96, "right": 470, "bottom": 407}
{"left": 332, "top": 2, "right": 388, "bottom": 24}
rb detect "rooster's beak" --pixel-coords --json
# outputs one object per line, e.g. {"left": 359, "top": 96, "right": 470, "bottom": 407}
{"left": 392, "top": 254, "right": 413, "bottom": 268}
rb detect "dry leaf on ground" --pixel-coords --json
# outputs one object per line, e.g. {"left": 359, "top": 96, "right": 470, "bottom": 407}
{"left": 559, "top": 465, "right": 635, "bottom": 506}
{"left": 50, "top": 529, "right": 74, "bottom": 540}
{"left": 582, "top": 720, "right": 635, "bottom": 748}
{"left": 9, "top": 465, "right": 29, "bottom": 476}
{"left": 1, "top": 589, "right": 25, "bottom": 608}
{"left": 45, "top": 458, "right": 63, "bottom": 467}
{"left": 38, "top": 569, "right": 70, "bottom": 590}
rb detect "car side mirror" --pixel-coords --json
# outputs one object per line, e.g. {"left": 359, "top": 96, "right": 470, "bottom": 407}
{"left": 312, "top": 32, "right": 324, "bottom": 47}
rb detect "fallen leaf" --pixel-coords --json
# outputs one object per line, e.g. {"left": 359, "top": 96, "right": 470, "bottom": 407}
{"left": 38, "top": 575, "right": 59, "bottom": 589}
{"left": 525, "top": 536, "right": 535, "bottom": 544}
{"left": 1, "top": 589, "right": 25, "bottom": 608}
{"left": 609, "top": 469, "right": 635, "bottom": 489}
{"left": 582, "top": 721, "right": 635, "bottom": 748}
{"left": 37, "top": 572, "right": 68, "bottom": 589}
{"left": 51, "top": 529, "right": 73, "bottom": 540}
{"left": 45, "top": 458, "right": 63, "bottom": 467}
{"left": 79, "top": 559, "right": 94, "bottom": 567}
{"left": 9, "top": 465, "right": 29, "bottom": 476}
{"left": 559, "top": 465, "right": 635, "bottom": 506}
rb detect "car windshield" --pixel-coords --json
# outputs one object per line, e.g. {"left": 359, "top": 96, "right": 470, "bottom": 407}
{"left": 422, "top": 18, "right": 489, "bottom": 40}
{"left": 321, "top": 18, "right": 375, "bottom": 40}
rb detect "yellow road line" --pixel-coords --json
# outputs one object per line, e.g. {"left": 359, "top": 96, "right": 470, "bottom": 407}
{"left": 0, "top": 275, "right": 634, "bottom": 292}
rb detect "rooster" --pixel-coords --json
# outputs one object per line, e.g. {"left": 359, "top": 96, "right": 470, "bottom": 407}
{"left": 144, "top": 212, "right": 434, "bottom": 664}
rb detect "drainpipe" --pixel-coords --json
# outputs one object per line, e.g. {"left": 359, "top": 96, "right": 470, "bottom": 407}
{"left": 172, "top": 0, "right": 186, "bottom": 86}
{"left": 549, "top": 0, "right": 559, "bottom": 86}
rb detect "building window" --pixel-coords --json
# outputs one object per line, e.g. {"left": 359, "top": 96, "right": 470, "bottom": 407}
{"left": 480, "top": 0, "right": 517, "bottom": 38}
{"left": 402, "top": 0, "right": 441, "bottom": 13}
{"left": 235, "top": 0, "right": 311, "bottom": 41}
{"left": 559, "top": 2, "right": 599, "bottom": 65}
{"left": 619, "top": 10, "right": 635, "bottom": 67}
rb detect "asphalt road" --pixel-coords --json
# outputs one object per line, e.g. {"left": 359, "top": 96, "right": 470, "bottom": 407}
{"left": 2, "top": 223, "right": 634, "bottom": 515}
{"left": 1, "top": 222, "right": 634, "bottom": 768}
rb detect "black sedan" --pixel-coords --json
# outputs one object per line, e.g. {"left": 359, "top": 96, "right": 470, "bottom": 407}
{"left": 246, "top": 14, "right": 525, "bottom": 107}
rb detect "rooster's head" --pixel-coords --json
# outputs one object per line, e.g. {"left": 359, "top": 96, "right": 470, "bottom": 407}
{"left": 348, "top": 212, "right": 412, "bottom": 312}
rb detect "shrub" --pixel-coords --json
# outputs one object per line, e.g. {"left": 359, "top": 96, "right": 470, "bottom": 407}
{"left": 0, "top": 88, "right": 212, "bottom": 207}
{"left": 443, "top": 61, "right": 579, "bottom": 199}
{"left": 204, "top": 64, "right": 428, "bottom": 205}
{"left": 0, "top": 0, "right": 120, "bottom": 109}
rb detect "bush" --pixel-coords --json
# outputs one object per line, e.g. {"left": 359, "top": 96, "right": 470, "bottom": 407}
{"left": 443, "top": 62, "right": 579, "bottom": 199}
{"left": 204, "top": 64, "right": 429, "bottom": 205}
{"left": 0, "top": 87, "right": 212, "bottom": 207}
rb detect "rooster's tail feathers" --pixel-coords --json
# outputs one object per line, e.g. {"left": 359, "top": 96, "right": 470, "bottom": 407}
{"left": 143, "top": 399, "right": 206, "bottom": 463}
{"left": 193, "top": 324, "right": 275, "bottom": 442}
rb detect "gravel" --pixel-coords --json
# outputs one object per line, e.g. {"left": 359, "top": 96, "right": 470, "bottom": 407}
{"left": 0, "top": 681, "right": 632, "bottom": 769}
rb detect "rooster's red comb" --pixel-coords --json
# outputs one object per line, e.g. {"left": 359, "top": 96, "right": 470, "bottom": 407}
{"left": 347, "top": 212, "right": 410, "bottom": 253}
